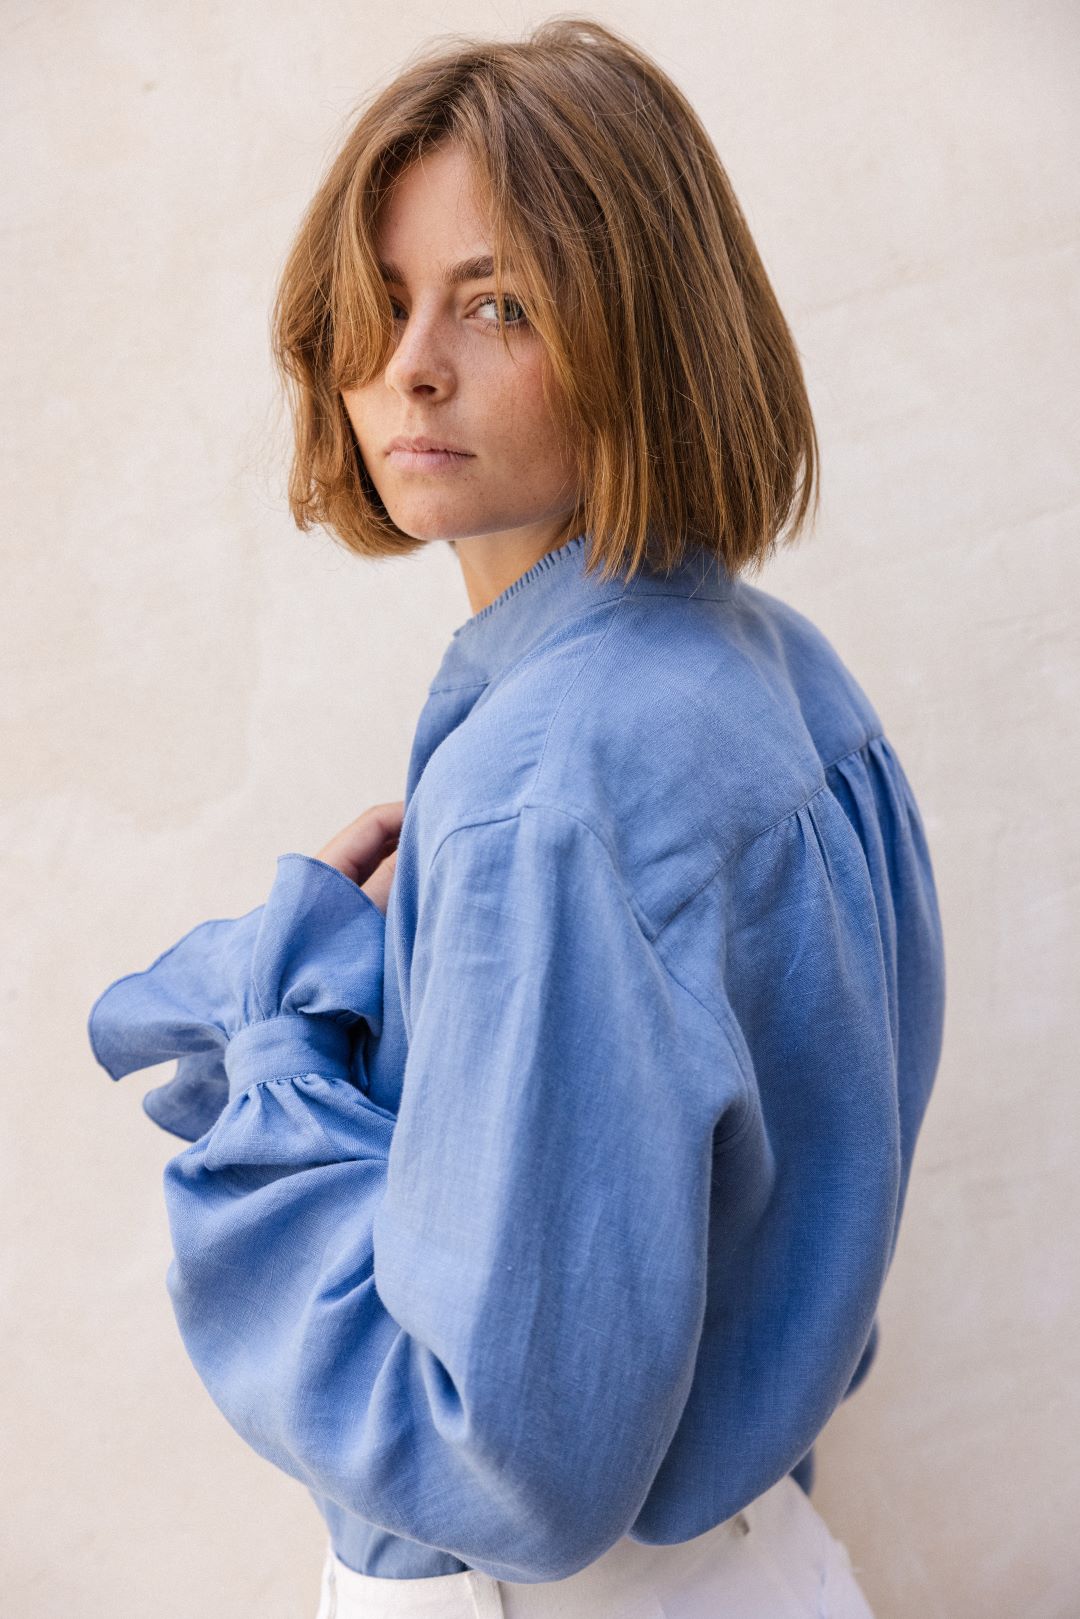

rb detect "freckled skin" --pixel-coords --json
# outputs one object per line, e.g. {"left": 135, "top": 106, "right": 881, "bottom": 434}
{"left": 340, "top": 140, "right": 582, "bottom": 617}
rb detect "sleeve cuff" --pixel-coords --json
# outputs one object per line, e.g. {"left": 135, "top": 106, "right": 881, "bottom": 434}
{"left": 88, "top": 853, "right": 387, "bottom": 1098}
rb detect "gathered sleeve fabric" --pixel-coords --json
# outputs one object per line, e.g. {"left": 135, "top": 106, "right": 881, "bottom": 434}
{"left": 87, "top": 856, "right": 387, "bottom": 1139}
{"left": 86, "top": 812, "right": 744, "bottom": 1583}
{"left": 90, "top": 901, "right": 264, "bottom": 1142}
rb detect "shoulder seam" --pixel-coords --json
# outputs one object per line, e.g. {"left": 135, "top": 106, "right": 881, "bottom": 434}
{"left": 651, "top": 730, "right": 885, "bottom": 943}
{"left": 425, "top": 800, "right": 756, "bottom": 1126}
{"left": 422, "top": 594, "right": 628, "bottom": 881}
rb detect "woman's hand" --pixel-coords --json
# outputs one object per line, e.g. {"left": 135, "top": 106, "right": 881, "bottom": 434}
{"left": 315, "top": 800, "right": 404, "bottom": 916}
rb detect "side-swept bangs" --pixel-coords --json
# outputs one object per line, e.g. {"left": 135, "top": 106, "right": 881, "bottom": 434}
{"left": 270, "top": 16, "right": 820, "bottom": 583}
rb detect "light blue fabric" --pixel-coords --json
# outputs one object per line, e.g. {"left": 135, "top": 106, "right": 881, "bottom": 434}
{"left": 87, "top": 533, "right": 946, "bottom": 1583}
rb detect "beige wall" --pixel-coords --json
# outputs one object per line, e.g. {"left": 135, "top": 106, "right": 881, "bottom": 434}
{"left": 4, "top": 3, "right": 1077, "bottom": 1615}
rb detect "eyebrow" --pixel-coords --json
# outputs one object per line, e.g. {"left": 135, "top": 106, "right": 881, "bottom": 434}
{"left": 377, "top": 254, "right": 510, "bottom": 287}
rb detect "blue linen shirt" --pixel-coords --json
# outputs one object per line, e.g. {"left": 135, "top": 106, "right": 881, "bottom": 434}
{"left": 87, "top": 533, "right": 946, "bottom": 1583}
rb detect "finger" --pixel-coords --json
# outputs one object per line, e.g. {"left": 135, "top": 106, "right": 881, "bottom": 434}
{"left": 356, "top": 801, "right": 405, "bottom": 847}
{"left": 368, "top": 799, "right": 405, "bottom": 825}
{"left": 317, "top": 801, "right": 404, "bottom": 878}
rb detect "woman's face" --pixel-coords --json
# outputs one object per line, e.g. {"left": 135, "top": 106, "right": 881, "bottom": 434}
{"left": 340, "top": 141, "right": 581, "bottom": 564}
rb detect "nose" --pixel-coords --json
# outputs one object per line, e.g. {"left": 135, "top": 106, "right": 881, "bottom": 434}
{"left": 384, "top": 307, "right": 454, "bottom": 400}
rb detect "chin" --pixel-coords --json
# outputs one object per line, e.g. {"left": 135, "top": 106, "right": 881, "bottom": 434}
{"left": 388, "top": 508, "right": 480, "bottom": 544}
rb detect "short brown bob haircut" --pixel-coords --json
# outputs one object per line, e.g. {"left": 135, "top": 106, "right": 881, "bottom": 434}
{"left": 270, "top": 15, "right": 820, "bottom": 585}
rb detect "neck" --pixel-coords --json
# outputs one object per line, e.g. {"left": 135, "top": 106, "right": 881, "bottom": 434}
{"left": 450, "top": 514, "right": 584, "bottom": 615}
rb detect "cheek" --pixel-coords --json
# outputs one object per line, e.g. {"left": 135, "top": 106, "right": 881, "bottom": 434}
{"left": 340, "top": 389, "right": 377, "bottom": 450}
{"left": 485, "top": 354, "right": 570, "bottom": 463}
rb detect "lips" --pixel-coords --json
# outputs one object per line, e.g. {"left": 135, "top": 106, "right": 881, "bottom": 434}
{"left": 386, "top": 435, "right": 473, "bottom": 456}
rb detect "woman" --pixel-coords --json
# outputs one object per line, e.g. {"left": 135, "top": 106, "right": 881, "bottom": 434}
{"left": 88, "top": 18, "right": 946, "bottom": 1618}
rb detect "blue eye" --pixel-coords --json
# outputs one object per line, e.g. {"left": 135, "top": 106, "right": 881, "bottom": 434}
{"left": 386, "top": 294, "right": 529, "bottom": 327}
{"left": 475, "top": 294, "right": 529, "bottom": 327}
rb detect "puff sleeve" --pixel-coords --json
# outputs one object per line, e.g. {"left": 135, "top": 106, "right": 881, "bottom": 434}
{"left": 87, "top": 811, "right": 740, "bottom": 1583}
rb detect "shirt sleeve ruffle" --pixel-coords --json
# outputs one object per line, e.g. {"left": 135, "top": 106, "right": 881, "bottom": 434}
{"left": 87, "top": 854, "right": 388, "bottom": 1140}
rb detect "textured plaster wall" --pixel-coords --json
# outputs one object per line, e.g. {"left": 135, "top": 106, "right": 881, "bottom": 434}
{"left": 3, "top": 3, "right": 1077, "bottom": 1615}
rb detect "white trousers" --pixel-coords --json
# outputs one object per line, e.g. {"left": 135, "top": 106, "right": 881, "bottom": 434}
{"left": 313, "top": 1475, "right": 876, "bottom": 1618}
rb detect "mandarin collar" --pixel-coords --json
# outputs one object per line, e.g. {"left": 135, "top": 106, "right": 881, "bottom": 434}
{"left": 428, "top": 532, "right": 734, "bottom": 694}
